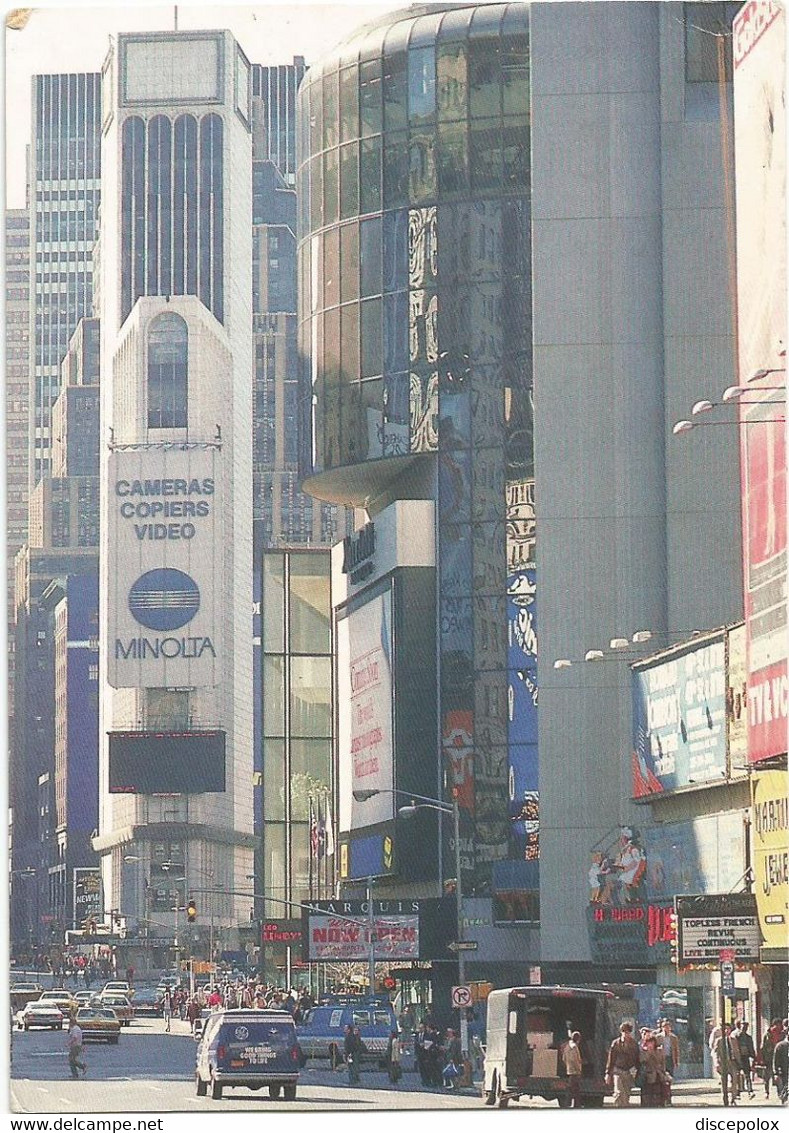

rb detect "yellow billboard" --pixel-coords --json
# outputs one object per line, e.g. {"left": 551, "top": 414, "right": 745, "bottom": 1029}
{"left": 751, "top": 770, "right": 789, "bottom": 954}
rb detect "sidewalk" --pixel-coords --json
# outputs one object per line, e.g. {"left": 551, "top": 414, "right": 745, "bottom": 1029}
{"left": 671, "top": 1078, "right": 785, "bottom": 1107}
{"left": 467, "top": 1075, "right": 786, "bottom": 1108}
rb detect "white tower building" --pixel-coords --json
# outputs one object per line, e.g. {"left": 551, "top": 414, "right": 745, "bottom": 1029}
{"left": 96, "top": 31, "right": 254, "bottom": 945}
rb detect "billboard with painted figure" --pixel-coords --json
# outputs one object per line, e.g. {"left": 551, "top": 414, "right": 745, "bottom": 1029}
{"left": 631, "top": 634, "right": 727, "bottom": 797}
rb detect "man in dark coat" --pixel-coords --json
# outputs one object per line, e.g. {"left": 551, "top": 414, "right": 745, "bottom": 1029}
{"left": 773, "top": 1026, "right": 789, "bottom": 1104}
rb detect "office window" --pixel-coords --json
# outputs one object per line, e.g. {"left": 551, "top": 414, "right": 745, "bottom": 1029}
{"left": 147, "top": 312, "right": 188, "bottom": 428}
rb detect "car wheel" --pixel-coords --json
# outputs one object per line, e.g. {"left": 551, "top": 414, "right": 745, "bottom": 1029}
{"left": 196, "top": 1075, "right": 207, "bottom": 1097}
{"left": 283, "top": 1084, "right": 297, "bottom": 1101}
{"left": 211, "top": 1075, "right": 223, "bottom": 1100}
{"left": 557, "top": 1095, "right": 572, "bottom": 1108}
{"left": 269, "top": 1085, "right": 281, "bottom": 1099}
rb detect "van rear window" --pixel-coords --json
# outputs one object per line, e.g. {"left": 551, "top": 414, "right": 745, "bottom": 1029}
{"left": 221, "top": 1022, "right": 294, "bottom": 1043}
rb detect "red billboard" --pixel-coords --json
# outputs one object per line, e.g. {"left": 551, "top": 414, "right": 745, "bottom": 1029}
{"left": 741, "top": 382, "right": 787, "bottom": 761}
{"left": 733, "top": 0, "right": 787, "bottom": 762}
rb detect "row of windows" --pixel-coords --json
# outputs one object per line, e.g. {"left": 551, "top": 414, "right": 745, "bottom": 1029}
{"left": 304, "top": 31, "right": 528, "bottom": 162}
{"left": 301, "top": 112, "right": 528, "bottom": 226}
{"left": 121, "top": 114, "right": 224, "bottom": 324}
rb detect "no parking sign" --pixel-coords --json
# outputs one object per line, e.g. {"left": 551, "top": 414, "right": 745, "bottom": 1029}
{"left": 451, "top": 985, "right": 472, "bottom": 1009}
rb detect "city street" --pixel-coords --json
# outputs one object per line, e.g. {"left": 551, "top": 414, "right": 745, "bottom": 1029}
{"left": 9, "top": 1017, "right": 785, "bottom": 1114}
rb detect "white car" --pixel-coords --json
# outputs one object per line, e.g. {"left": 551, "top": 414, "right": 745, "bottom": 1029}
{"left": 102, "top": 981, "right": 133, "bottom": 998}
{"left": 18, "top": 1001, "right": 65, "bottom": 1030}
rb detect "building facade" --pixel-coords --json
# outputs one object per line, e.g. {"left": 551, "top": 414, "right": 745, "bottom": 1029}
{"left": 298, "top": 1, "right": 744, "bottom": 988}
{"left": 6, "top": 209, "right": 31, "bottom": 734}
{"left": 251, "top": 57, "right": 307, "bottom": 187}
{"left": 97, "top": 31, "right": 256, "bottom": 945}
{"left": 28, "top": 73, "right": 101, "bottom": 487}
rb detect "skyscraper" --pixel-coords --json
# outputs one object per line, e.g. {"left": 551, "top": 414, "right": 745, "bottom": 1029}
{"left": 298, "top": 2, "right": 743, "bottom": 994}
{"left": 97, "top": 30, "right": 255, "bottom": 946}
{"left": 251, "top": 57, "right": 306, "bottom": 187}
{"left": 28, "top": 73, "right": 101, "bottom": 487}
{"left": 5, "top": 209, "right": 31, "bottom": 730}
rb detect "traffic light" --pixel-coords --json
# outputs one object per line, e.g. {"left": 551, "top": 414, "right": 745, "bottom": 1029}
{"left": 187, "top": 898, "right": 197, "bottom": 923}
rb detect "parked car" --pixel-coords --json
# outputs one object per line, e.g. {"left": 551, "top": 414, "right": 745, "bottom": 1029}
{"left": 195, "top": 1009, "right": 300, "bottom": 1101}
{"left": 99, "top": 994, "right": 134, "bottom": 1026}
{"left": 17, "top": 1001, "right": 65, "bottom": 1031}
{"left": 297, "top": 996, "right": 397, "bottom": 1068}
{"left": 76, "top": 1006, "right": 121, "bottom": 1044}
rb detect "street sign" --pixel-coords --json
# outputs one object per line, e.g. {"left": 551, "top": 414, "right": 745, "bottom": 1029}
{"left": 447, "top": 940, "right": 478, "bottom": 953}
{"left": 720, "top": 960, "right": 735, "bottom": 993}
{"left": 451, "top": 985, "right": 473, "bottom": 1009}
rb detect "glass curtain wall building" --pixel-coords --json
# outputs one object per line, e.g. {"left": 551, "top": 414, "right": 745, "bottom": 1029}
{"left": 297, "top": 3, "right": 535, "bottom": 899}
{"left": 29, "top": 74, "right": 102, "bottom": 486}
{"left": 258, "top": 548, "right": 332, "bottom": 978}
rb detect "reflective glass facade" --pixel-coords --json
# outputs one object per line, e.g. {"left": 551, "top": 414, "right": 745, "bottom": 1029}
{"left": 298, "top": 4, "right": 535, "bottom": 895}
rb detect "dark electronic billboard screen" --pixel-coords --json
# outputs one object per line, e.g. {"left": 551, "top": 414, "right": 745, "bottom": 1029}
{"left": 108, "top": 731, "right": 226, "bottom": 794}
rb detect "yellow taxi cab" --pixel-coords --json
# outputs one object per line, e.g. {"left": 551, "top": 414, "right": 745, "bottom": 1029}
{"left": 76, "top": 1006, "right": 121, "bottom": 1044}
{"left": 99, "top": 994, "right": 134, "bottom": 1026}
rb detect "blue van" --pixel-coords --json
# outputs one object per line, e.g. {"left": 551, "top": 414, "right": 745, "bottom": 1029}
{"left": 195, "top": 1009, "right": 300, "bottom": 1100}
{"left": 297, "top": 996, "right": 398, "bottom": 1069}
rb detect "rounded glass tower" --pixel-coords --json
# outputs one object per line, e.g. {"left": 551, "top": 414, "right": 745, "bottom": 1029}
{"left": 298, "top": 3, "right": 536, "bottom": 891}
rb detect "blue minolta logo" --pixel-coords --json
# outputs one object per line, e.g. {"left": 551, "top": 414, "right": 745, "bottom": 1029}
{"left": 128, "top": 568, "right": 200, "bottom": 631}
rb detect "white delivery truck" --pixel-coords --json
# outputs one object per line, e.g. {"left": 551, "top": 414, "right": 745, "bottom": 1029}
{"left": 483, "top": 985, "right": 638, "bottom": 1108}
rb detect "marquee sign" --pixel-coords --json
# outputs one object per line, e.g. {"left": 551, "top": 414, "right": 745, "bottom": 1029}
{"left": 675, "top": 893, "right": 761, "bottom": 965}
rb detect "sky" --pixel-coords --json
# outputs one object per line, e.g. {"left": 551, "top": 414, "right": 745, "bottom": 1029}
{"left": 3, "top": 0, "right": 396, "bottom": 209}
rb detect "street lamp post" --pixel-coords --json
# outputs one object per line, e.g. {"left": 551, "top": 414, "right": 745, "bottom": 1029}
{"left": 352, "top": 786, "right": 469, "bottom": 1062}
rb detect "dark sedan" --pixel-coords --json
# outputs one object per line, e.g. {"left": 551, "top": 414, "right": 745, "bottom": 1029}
{"left": 130, "top": 988, "right": 163, "bottom": 1016}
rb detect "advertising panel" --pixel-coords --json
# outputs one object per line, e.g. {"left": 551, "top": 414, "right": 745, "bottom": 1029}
{"left": 107, "top": 449, "right": 222, "bottom": 688}
{"left": 632, "top": 636, "right": 727, "bottom": 797}
{"left": 741, "top": 382, "right": 787, "bottom": 763}
{"left": 587, "top": 901, "right": 675, "bottom": 966}
{"left": 733, "top": 0, "right": 787, "bottom": 764}
{"left": 644, "top": 812, "right": 746, "bottom": 900}
{"left": 303, "top": 899, "right": 420, "bottom": 962}
{"left": 108, "top": 731, "right": 226, "bottom": 794}
{"left": 337, "top": 587, "right": 394, "bottom": 833}
{"left": 727, "top": 624, "right": 748, "bottom": 771}
{"left": 676, "top": 893, "right": 761, "bottom": 965}
{"left": 751, "top": 770, "right": 789, "bottom": 953}
{"left": 72, "top": 869, "right": 102, "bottom": 929}
{"left": 506, "top": 478, "right": 538, "bottom": 862}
